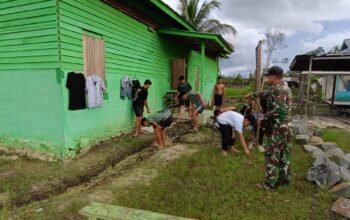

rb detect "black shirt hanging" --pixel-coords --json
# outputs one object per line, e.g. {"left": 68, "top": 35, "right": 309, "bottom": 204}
{"left": 66, "top": 72, "right": 87, "bottom": 110}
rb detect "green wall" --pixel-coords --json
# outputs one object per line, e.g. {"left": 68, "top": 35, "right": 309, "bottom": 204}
{"left": 0, "top": 0, "right": 64, "bottom": 155}
{"left": 0, "top": 0, "right": 221, "bottom": 157}
{"left": 58, "top": 0, "right": 189, "bottom": 153}
{"left": 187, "top": 50, "right": 218, "bottom": 104}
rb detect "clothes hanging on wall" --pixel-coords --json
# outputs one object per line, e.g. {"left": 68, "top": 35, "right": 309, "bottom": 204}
{"left": 86, "top": 74, "right": 106, "bottom": 108}
{"left": 132, "top": 79, "right": 141, "bottom": 99}
{"left": 120, "top": 76, "right": 133, "bottom": 100}
{"left": 66, "top": 71, "right": 87, "bottom": 111}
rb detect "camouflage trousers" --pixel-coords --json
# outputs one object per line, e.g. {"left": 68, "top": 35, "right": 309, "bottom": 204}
{"left": 264, "top": 134, "right": 291, "bottom": 188}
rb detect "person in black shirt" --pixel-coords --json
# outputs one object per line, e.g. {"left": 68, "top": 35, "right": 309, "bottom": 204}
{"left": 133, "top": 79, "right": 152, "bottom": 137}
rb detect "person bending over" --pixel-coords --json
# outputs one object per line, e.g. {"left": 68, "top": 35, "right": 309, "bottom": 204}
{"left": 175, "top": 75, "right": 192, "bottom": 117}
{"left": 182, "top": 91, "right": 205, "bottom": 132}
{"left": 141, "top": 108, "right": 173, "bottom": 150}
{"left": 214, "top": 108, "right": 252, "bottom": 156}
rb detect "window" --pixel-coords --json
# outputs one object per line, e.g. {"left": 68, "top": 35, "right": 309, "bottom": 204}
{"left": 83, "top": 35, "right": 105, "bottom": 81}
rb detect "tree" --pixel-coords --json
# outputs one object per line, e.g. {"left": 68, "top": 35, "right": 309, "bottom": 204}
{"left": 247, "top": 72, "right": 255, "bottom": 81}
{"left": 328, "top": 45, "right": 341, "bottom": 54}
{"left": 305, "top": 46, "right": 325, "bottom": 56}
{"left": 178, "top": 0, "right": 237, "bottom": 39}
{"left": 263, "top": 29, "right": 288, "bottom": 71}
{"left": 234, "top": 73, "right": 243, "bottom": 81}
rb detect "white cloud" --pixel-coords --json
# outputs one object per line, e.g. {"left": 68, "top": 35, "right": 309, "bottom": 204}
{"left": 162, "top": 0, "right": 350, "bottom": 75}
{"left": 302, "top": 31, "right": 350, "bottom": 51}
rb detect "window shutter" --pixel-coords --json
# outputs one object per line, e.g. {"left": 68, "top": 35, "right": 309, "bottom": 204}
{"left": 83, "top": 35, "right": 106, "bottom": 81}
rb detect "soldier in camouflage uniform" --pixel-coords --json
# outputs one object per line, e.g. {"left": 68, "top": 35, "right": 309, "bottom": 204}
{"left": 245, "top": 66, "right": 292, "bottom": 189}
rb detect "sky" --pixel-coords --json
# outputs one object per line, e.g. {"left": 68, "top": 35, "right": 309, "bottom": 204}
{"left": 162, "top": 0, "right": 350, "bottom": 77}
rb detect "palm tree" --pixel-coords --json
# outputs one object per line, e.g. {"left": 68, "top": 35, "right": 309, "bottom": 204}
{"left": 178, "top": 0, "right": 237, "bottom": 37}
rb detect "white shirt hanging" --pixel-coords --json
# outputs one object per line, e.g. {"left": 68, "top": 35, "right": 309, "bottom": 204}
{"left": 86, "top": 74, "right": 106, "bottom": 108}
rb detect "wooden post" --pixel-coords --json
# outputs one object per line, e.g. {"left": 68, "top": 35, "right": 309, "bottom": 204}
{"left": 305, "top": 57, "right": 313, "bottom": 115}
{"left": 255, "top": 40, "right": 262, "bottom": 146}
{"left": 296, "top": 73, "right": 302, "bottom": 113}
{"left": 331, "top": 75, "right": 337, "bottom": 109}
{"left": 299, "top": 74, "right": 305, "bottom": 114}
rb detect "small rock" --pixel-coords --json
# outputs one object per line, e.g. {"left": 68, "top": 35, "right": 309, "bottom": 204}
{"left": 308, "top": 136, "right": 324, "bottom": 146}
{"left": 292, "top": 120, "right": 305, "bottom": 125}
{"left": 304, "top": 145, "right": 320, "bottom": 153}
{"left": 340, "top": 154, "right": 350, "bottom": 168}
{"left": 313, "top": 128, "right": 324, "bottom": 137}
{"left": 307, "top": 161, "right": 340, "bottom": 189}
{"left": 325, "top": 148, "right": 345, "bottom": 159}
{"left": 312, "top": 151, "right": 329, "bottom": 166}
{"left": 331, "top": 197, "right": 350, "bottom": 218}
{"left": 329, "top": 182, "right": 350, "bottom": 198}
{"left": 296, "top": 135, "right": 310, "bottom": 145}
{"left": 321, "top": 142, "right": 338, "bottom": 151}
{"left": 340, "top": 166, "right": 350, "bottom": 182}
{"left": 300, "top": 115, "right": 308, "bottom": 120}
{"left": 292, "top": 114, "right": 301, "bottom": 120}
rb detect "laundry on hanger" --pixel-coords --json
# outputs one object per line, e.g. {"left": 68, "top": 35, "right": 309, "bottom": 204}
{"left": 66, "top": 71, "right": 87, "bottom": 110}
{"left": 120, "top": 76, "right": 133, "bottom": 100}
{"left": 86, "top": 74, "right": 106, "bottom": 108}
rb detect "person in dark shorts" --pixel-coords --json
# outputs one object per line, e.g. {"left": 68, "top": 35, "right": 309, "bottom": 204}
{"left": 182, "top": 91, "right": 205, "bottom": 131}
{"left": 213, "top": 76, "right": 225, "bottom": 110}
{"left": 133, "top": 79, "right": 152, "bottom": 137}
{"left": 214, "top": 108, "right": 252, "bottom": 156}
{"left": 175, "top": 75, "right": 192, "bottom": 117}
{"left": 141, "top": 108, "right": 173, "bottom": 150}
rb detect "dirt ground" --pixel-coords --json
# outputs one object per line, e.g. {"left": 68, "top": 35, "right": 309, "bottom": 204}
{"left": 0, "top": 120, "right": 219, "bottom": 219}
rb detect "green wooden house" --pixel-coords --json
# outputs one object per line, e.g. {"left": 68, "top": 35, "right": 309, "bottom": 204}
{"left": 0, "top": 0, "right": 232, "bottom": 159}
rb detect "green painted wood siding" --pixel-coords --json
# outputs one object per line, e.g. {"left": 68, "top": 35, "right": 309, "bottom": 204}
{"left": 58, "top": 0, "right": 188, "bottom": 152}
{"left": 0, "top": 0, "right": 59, "bottom": 69}
{"left": 187, "top": 50, "right": 218, "bottom": 102}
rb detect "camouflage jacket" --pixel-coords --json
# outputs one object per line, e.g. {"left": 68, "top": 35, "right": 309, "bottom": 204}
{"left": 252, "top": 83, "right": 292, "bottom": 136}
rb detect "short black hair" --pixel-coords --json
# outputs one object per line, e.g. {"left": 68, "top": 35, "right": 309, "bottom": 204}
{"left": 179, "top": 75, "right": 185, "bottom": 81}
{"left": 144, "top": 79, "right": 152, "bottom": 85}
{"left": 244, "top": 115, "right": 255, "bottom": 125}
{"left": 141, "top": 118, "right": 147, "bottom": 126}
{"left": 217, "top": 76, "right": 223, "bottom": 80}
{"left": 214, "top": 110, "right": 220, "bottom": 117}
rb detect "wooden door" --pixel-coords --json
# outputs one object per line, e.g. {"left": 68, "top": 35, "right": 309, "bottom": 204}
{"left": 171, "top": 58, "right": 186, "bottom": 89}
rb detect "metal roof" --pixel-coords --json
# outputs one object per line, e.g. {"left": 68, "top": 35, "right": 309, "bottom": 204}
{"left": 158, "top": 29, "right": 233, "bottom": 57}
{"left": 290, "top": 54, "right": 350, "bottom": 72}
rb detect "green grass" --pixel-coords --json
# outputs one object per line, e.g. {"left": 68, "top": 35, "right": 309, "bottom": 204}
{"left": 323, "top": 128, "right": 350, "bottom": 152}
{"left": 114, "top": 141, "right": 334, "bottom": 220}
{"left": 225, "top": 87, "right": 253, "bottom": 98}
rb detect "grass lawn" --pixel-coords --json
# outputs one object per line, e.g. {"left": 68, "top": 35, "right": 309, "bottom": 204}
{"left": 114, "top": 142, "right": 335, "bottom": 219}
{"left": 4, "top": 128, "right": 350, "bottom": 219}
{"left": 225, "top": 87, "right": 253, "bottom": 98}
{"left": 323, "top": 128, "right": 350, "bottom": 152}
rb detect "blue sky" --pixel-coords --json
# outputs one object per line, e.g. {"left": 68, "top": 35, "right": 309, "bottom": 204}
{"left": 162, "top": 0, "right": 350, "bottom": 77}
